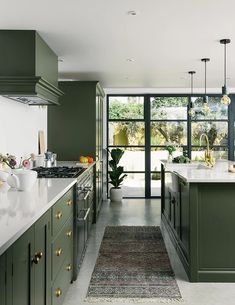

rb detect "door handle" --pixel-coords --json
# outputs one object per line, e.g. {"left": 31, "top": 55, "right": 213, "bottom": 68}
{"left": 32, "top": 252, "right": 43, "bottom": 264}
{"left": 66, "top": 230, "right": 72, "bottom": 237}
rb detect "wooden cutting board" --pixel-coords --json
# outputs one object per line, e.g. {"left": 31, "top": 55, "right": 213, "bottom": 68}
{"left": 38, "top": 130, "right": 45, "bottom": 155}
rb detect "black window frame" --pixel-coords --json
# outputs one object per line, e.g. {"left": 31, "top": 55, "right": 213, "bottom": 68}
{"left": 107, "top": 94, "right": 235, "bottom": 199}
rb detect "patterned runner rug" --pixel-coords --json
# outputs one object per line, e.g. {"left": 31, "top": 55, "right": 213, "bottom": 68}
{"left": 86, "top": 226, "right": 182, "bottom": 303}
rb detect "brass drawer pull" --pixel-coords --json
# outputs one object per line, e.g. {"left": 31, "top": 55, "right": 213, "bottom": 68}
{"left": 66, "top": 199, "right": 72, "bottom": 206}
{"left": 55, "top": 288, "right": 62, "bottom": 297}
{"left": 32, "top": 252, "right": 43, "bottom": 264}
{"left": 55, "top": 211, "right": 62, "bottom": 220}
{"left": 66, "top": 230, "right": 72, "bottom": 237}
{"left": 66, "top": 264, "right": 72, "bottom": 271}
{"left": 55, "top": 248, "right": 62, "bottom": 256}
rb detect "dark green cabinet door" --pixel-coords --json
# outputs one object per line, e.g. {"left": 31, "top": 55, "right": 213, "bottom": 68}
{"left": 12, "top": 227, "right": 34, "bottom": 305}
{"left": 179, "top": 178, "right": 189, "bottom": 258}
{"left": 0, "top": 254, "right": 6, "bottom": 305}
{"left": 163, "top": 172, "right": 172, "bottom": 221}
{"left": 34, "top": 211, "right": 51, "bottom": 305}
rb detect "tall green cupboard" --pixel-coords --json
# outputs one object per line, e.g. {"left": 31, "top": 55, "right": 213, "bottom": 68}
{"left": 48, "top": 81, "right": 105, "bottom": 221}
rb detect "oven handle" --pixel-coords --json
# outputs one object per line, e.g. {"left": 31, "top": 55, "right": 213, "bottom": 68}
{"left": 77, "top": 208, "right": 90, "bottom": 221}
{"left": 84, "top": 190, "right": 91, "bottom": 201}
{"left": 84, "top": 207, "right": 90, "bottom": 221}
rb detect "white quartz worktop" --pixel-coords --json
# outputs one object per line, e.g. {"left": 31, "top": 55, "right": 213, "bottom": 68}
{"left": 163, "top": 160, "right": 235, "bottom": 183}
{"left": 0, "top": 178, "right": 77, "bottom": 256}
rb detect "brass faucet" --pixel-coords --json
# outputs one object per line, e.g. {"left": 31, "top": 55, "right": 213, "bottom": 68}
{"left": 199, "top": 133, "right": 215, "bottom": 167}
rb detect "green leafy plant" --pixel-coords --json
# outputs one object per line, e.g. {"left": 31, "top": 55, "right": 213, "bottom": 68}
{"left": 166, "top": 145, "right": 176, "bottom": 155}
{"left": 172, "top": 155, "right": 191, "bottom": 163}
{"left": 108, "top": 148, "right": 127, "bottom": 188}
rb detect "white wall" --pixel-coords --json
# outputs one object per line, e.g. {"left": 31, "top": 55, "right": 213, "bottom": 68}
{"left": 0, "top": 96, "right": 47, "bottom": 160}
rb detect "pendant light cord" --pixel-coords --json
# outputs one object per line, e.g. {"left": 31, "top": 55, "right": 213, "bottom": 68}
{"left": 204, "top": 60, "right": 207, "bottom": 96}
{"left": 191, "top": 73, "right": 193, "bottom": 95}
{"left": 224, "top": 42, "right": 227, "bottom": 88}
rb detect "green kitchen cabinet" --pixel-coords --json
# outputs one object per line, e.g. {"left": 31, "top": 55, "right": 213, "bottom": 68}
{"left": 11, "top": 226, "right": 34, "bottom": 305}
{"left": 0, "top": 254, "right": 6, "bottom": 305}
{"left": 48, "top": 81, "right": 105, "bottom": 221}
{"left": 161, "top": 163, "right": 235, "bottom": 282}
{"left": 34, "top": 211, "right": 51, "bottom": 305}
{"left": 5, "top": 210, "right": 51, "bottom": 305}
{"left": 178, "top": 178, "right": 189, "bottom": 260}
{"left": 0, "top": 187, "right": 74, "bottom": 305}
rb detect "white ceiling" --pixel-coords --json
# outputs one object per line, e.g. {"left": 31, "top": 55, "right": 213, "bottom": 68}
{"left": 1, "top": 0, "right": 235, "bottom": 89}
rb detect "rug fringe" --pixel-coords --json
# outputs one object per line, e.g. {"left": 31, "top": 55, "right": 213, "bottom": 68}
{"left": 84, "top": 296, "right": 184, "bottom": 303}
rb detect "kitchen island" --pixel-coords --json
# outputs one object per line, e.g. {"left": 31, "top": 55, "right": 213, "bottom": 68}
{"left": 161, "top": 160, "right": 235, "bottom": 282}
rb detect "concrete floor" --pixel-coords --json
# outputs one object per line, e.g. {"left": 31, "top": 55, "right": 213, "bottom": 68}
{"left": 64, "top": 199, "right": 235, "bottom": 305}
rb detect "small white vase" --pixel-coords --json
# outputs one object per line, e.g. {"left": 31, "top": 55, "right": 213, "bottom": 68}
{"left": 110, "top": 187, "right": 122, "bottom": 202}
{"left": 168, "top": 154, "right": 173, "bottom": 163}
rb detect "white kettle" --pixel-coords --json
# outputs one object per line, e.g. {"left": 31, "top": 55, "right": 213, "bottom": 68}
{"left": 7, "top": 169, "right": 37, "bottom": 191}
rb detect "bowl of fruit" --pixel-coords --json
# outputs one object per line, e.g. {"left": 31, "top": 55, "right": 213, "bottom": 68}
{"left": 79, "top": 156, "right": 94, "bottom": 164}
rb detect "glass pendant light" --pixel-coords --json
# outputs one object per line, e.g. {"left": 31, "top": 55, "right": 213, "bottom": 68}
{"left": 201, "top": 58, "right": 210, "bottom": 114}
{"left": 220, "top": 39, "right": 231, "bottom": 105}
{"left": 188, "top": 71, "right": 196, "bottom": 117}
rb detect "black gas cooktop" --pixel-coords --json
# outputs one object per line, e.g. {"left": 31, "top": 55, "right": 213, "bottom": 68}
{"left": 33, "top": 166, "right": 85, "bottom": 178}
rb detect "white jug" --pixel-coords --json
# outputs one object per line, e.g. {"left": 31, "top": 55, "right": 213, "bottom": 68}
{"left": 7, "top": 169, "right": 37, "bottom": 191}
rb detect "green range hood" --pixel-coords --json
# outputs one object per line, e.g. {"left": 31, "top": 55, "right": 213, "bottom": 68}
{"left": 0, "top": 30, "right": 63, "bottom": 105}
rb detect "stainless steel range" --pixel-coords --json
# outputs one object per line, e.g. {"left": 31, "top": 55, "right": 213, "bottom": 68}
{"left": 33, "top": 165, "right": 94, "bottom": 281}
{"left": 32, "top": 166, "right": 85, "bottom": 178}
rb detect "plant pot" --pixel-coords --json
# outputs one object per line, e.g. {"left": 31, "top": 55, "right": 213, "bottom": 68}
{"left": 110, "top": 187, "right": 122, "bottom": 202}
{"left": 167, "top": 153, "right": 173, "bottom": 163}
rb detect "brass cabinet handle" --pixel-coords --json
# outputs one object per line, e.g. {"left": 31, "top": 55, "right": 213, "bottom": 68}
{"left": 55, "top": 288, "right": 62, "bottom": 297}
{"left": 66, "top": 199, "right": 72, "bottom": 206}
{"left": 66, "top": 230, "right": 72, "bottom": 237}
{"left": 55, "top": 211, "right": 62, "bottom": 220}
{"left": 66, "top": 264, "right": 72, "bottom": 271}
{"left": 32, "top": 252, "right": 43, "bottom": 264}
{"left": 55, "top": 248, "right": 62, "bottom": 256}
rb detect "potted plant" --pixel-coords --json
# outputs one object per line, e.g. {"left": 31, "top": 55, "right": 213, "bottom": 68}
{"left": 166, "top": 145, "right": 176, "bottom": 162}
{"left": 108, "top": 148, "right": 127, "bottom": 202}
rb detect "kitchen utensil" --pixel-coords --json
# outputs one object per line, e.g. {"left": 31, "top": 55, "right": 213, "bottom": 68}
{"left": 38, "top": 130, "right": 45, "bottom": 155}
{"left": 45, "top": 150, "right": 53, "bottom": 160}
{"left": 51, "top": 153, "right": 57, "bottom": 167}
{"left": 35, "top": 155, "right": 44, "bottom": 167}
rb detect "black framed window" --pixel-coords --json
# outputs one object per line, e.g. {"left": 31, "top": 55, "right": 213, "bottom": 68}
{"left": 107, "top": 94, "right": 233, "bottom": 198}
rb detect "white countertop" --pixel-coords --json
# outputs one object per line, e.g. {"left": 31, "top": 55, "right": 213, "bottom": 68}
{"left": 0, "top": 162, "right": 96, "bottom": 255}
{"left": 163, "top": 160, "right": 235, "bottom": 183}
{"left": 0, "top": 178, "right": 77, "bottom": 255}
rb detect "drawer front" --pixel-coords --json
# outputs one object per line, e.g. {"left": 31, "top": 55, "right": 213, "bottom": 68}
{"left": 52, "top": 188, "right": 73, "bottom": 237}
{"left": 52, "top": 217, "right": 73, "bottom": 281}
{"left": 52, "top": 252, "right": 73, "bottom": 305}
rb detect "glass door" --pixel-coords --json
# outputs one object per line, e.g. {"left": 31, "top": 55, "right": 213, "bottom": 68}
{"left": 108, "top": 96, "right": 145, "bottom": 197}
{"left": 150, "top": 97, "right": 188, "bottom": 196}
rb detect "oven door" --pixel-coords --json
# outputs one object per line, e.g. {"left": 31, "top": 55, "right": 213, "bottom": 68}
{"left": 74, "top": 189, "right": 86, "bottom": 280}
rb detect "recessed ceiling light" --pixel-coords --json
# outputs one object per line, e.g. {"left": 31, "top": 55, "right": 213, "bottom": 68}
{"left": 127, "top": 10, "right": 137, "bottom": 16}
{"left": 126, "top": 58, "right": 135, "bottom": 62}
